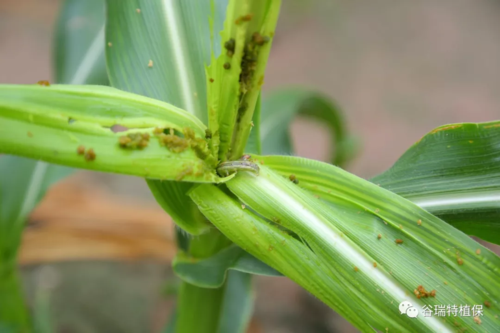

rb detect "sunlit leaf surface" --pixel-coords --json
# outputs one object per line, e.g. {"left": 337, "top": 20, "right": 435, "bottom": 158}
{"left": 209, "top": 156, "right": 500, "bottom": 332}
{"left": 0, "top": 85, "right": 220, "bottom": 182}
{"left": 372, "top": 122, "right": 500, "bottom": 244}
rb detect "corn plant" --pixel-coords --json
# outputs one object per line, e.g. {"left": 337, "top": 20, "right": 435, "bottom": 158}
{"left": 1, "top": 0, "right": 500, "bottom": 332}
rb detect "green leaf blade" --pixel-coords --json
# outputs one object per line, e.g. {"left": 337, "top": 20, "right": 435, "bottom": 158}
{"left": 0, "top": 85, "right": 206, "bottom": 129}
{"left": 0, "top": 269, "right": 30, "bottom": 333}
{"left": 55, "top": 0, "right": 108, "bottom": 85}
{"left": 105, "top": 0, "right": 217, "bottom": 123}
{"left": 147, "top": 181, "right": 212, "bottom": 235}
{"left": 0, "top": 85, "right": 220, "bottom": 182}
{"left": 103, "top": 0, "right": 231, "bottom": 239}
{"left": 244, "top": 93, "right": 262, "bottom": 155}
{"left": 225, "top": 156, "right": 500, "bottom": 332}
{"left": 260, "top": 88, "right": 357, "bottom": 166}
{"left": 372, "top": 121, "right": 500, "bottom": 244}
{"left": 0, "top": 156, "right": 72, "bottom": 331}
{"left": 216, "top": 271, "right": 254, "bottom": 333}
{"left": 173, "top": 244, "right": 281, "bottom": 288}
{"left": 189, "top": 184, "right": 376, "bottom": 332}
{"left": 208, "top": 0, "right": 281, "bottom": 161}
{"left": 0, "top": 2, "right": 109, "bottom": 327}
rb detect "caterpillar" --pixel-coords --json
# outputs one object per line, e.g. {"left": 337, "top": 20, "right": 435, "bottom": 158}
{"left": 216, "top": 160, "right": 259, "bottom": 177}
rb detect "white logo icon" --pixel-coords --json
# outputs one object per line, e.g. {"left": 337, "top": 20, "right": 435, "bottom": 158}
{"left": 399, "top": 301, "right": 419, "bottom": 318}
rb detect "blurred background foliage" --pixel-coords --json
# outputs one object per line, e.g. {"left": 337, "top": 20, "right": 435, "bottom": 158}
{"left": 1, "top": 0, "right": 500, "bottom": 332}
